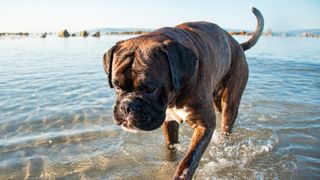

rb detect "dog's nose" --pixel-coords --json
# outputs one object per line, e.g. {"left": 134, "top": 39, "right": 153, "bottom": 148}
{"left": 120, "top": 102, "right": 130, "bottom": 114}
{"left": 120, "top": 100, "right": 141, "bottom": 114}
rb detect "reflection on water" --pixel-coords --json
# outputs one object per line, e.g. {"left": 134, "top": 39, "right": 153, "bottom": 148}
{"left": 0, "top": 36, "right": 319, "bottom": 179}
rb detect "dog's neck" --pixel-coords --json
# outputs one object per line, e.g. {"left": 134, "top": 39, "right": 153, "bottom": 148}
{"left": 167, "top": 58, "right": 199, "bottom": 108}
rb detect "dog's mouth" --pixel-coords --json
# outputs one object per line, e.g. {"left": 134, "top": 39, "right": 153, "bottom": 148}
{"left": 120, "top": 119, "right": 139, "bottom": 133}
{"left": 114, "top": 112, "right": 165, "bottom": 132}
{"left": 113, "top": 96, "right": 167, "bottom": 132}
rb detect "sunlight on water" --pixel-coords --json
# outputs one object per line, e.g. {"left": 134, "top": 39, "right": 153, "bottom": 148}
{"left": 0, "top": 36, "right": 319, "bottom": 179}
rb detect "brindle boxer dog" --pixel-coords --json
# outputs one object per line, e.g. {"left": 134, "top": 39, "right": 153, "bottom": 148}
{"left": 103, "top": 7, "right": 264, "bottom": 180}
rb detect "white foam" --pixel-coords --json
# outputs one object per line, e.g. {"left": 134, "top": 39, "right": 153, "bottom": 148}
{"left": 199, "top": 129, "right": 279, "bottom": 176}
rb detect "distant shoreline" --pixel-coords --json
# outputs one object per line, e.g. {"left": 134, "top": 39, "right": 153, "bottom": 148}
{"left": 1, "top": 30, "right": 320, "bottom": 38}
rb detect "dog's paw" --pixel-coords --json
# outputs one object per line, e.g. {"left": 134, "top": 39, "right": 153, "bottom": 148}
{"left": 173, "top": 168, "right": 190, "bottom": 180}
{"left": 167, "top": 143, "right": 176, "bottom": 150}
{"left": 221, "top": 126, "right": 233, "bottom": 136}
{"left": 221, "top": 131, "right": 231, "bottom": 136}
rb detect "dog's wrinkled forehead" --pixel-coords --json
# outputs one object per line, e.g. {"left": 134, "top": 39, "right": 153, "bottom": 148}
{"left": 111, "top": 39, "right": 168, "bottom": 90}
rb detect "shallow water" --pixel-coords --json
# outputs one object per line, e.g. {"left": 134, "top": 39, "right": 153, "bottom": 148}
{"left": 0, "top": 35, "right": 319, "bottom": 179}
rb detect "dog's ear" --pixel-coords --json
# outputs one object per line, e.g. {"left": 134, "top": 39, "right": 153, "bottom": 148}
{"left": 103, "top": 46, "right": 116, "bottom": 88}
{"left": 103, "top": 42, "right": 122, "bottom": 88}
{"left": 161, "top": 41, "right": 198, "bottom": 91}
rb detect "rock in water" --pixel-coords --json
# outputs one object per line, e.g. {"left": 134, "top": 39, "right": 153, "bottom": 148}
{"left": 58, "top": 29, "right": 70, "bottom": 37}
{"left": 80, "top": 30, "right": 89, "bottom": 37}
{"left": 92, "top": 31, "right": 100, "bottom": 37}
{"left": 41, "top": 32, "right": 47, "bottom": 38}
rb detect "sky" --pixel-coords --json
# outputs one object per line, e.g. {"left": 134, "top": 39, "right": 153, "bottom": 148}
{"left": 0, "top": 0, "right": 319, "bottom": 32}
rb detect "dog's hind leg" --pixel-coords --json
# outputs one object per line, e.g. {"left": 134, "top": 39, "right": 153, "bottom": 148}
{"left": 220, "top": 52, "right": 248, "bottom": 135}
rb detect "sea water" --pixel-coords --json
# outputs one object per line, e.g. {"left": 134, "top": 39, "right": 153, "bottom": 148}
{"left": 0, "top": 35, "right": 319, "bottom": 179}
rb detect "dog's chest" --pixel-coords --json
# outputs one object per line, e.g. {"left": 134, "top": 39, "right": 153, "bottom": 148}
{"left": 165, "top": 107, "right": 191, "bottom": 123}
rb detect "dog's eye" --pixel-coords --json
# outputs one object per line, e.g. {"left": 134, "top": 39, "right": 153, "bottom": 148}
{"left": 115, "top": 86, "right": 122, "bottom": 92}
{"left": 143, "top": 86, "right": 156, "bottom": 94}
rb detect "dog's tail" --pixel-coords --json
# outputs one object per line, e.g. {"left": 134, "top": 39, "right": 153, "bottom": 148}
{"left": 241, "top": 7, "right": 264, "bottom": 51}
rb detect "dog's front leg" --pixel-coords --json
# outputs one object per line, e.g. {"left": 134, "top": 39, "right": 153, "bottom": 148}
{"left": 173, "top": 120, "right": 214, "bottom": 180}
{"left": 163, "top": 121, "right": 180, "bottom": 150}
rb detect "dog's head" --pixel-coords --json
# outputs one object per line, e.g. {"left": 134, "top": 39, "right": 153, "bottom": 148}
{"left": 103, "top": 36, "right": 197, "bottom": 132}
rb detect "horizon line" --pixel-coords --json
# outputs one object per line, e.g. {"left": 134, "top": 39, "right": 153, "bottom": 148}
{"left": 1, "top": 27, "right": 320, "bottom": 34}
